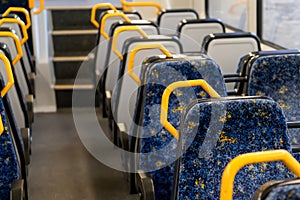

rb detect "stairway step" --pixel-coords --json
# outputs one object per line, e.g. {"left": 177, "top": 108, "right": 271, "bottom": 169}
{"left": 52, "top": 33, "right": 97, "bottom": 57}
{"left": 51, "top": 9, "right": 97, "bottom": 30}
{"left": 55, "top": 79, "right": 94, "bottom": 90}
{"left": 55, "top": 89, "right": 98, "bottom": 108}
{"left": 53, "top": 56, "right": 94, "bottom": 79}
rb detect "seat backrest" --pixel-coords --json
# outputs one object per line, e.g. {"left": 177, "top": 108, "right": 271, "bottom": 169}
{"left": 0, "top": 45, "right": 27, "bottom": 130}
{"left": 202, "top": 32, "right": 261, "bottom": 75}
{"left": 0, "top": 95, "right": 20, "bottom": 199}
{"left": 104, "top": 21, "right": 159, "bottom": 93}
{"left": 157, "top": 9, "right": 199, "bottom": 35}
{"left": 246, "top": 52, "right": 300, "bottom": 145}
{"left": 0, "top": 14, "right": 34, "bottom": 74}
{"left": 178, "top": 18, "right": 225, "bottom": 54}
{"left": 0, "top": 27, "right": 31, "bottom": 95}
{"left": 0, "top": 56, "right": 20, "bottom": 200}
{"left": 133, "top": 55, "right": 227, "bottom": 200}
{"left": 95, "top": 11, "right": 141, "bottom": 79}
{"left": 173, "top": 97, "right": 296, "bottom": 200}
{"left": 112, "top": 36, "right": 182, "bottom": 130}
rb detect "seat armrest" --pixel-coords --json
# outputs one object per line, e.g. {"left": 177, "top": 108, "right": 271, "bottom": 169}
{"left": 105, "top": 90, "right": 113, "bottom": 131}
{"left": 10, "top": 179, "right": 24, "bottom": 200}
{"left": 28, "top": 72, "right": 36, "bottom": 97}
{"left": 287, "top": 121, "right": 300, "bottom": 128}
{"left": 25, "top": 94, "right": 34, "bottom": 124}
{"left": 20, "top": 128, "right": 30, "bottom": 165}
{"left": 136, "top": 171, "right": 155, "bottom": 200}
{"left": 117, "top": 123, "right": 129, "bottom": 151}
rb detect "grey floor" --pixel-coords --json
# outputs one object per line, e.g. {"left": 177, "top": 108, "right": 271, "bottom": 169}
{"left": 28, "top": 109, "right": 136, "bottom": 200}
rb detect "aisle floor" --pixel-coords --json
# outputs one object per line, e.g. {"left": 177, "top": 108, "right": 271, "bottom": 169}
{"left": 28, "top": 109, "right": 136, "bottom": 200}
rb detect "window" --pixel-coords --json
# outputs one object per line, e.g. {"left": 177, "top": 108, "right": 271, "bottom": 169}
{"left": 261, "top": 0, "right": 300, "bottom": 48}
{"left": 207, "top": 0, "right": 247, "bottom": 31}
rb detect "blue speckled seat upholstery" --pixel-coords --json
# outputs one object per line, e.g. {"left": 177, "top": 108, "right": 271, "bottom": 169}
{"left": 0, "top": 1, "right": 28, "bottom": 13}
{"left": 173, "top": 98, "right": 297, "bottom": 200}
{"left": 133, "top": 55, "right": 227, "bottom": 200}
{"left": 0, "top": 96, "right": 19, "bottom": 199}
{"left": 247, "top": 54, "right": 300, "bottom": 144}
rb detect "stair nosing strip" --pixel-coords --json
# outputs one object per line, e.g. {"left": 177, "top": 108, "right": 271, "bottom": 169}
{"left": 54, "top": 84, "right": 94, "bottom": 90}
{"left": 52, "top": 30, "right": 98, "bottom": 35}
{"left": 53, "top": 56, "right": 88, "bottom": 62}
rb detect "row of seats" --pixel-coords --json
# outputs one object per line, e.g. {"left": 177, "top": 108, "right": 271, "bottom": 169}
{"left": 0, "top": 6, "right": 35, "bottom": 200}
{"left": 90, "top": 2, "right": 300, "bottom": 200}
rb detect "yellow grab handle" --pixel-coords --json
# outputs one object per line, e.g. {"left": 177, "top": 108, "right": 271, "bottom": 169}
{"left": 0, "top": 32, "right": 23, "bottom": 66}
{"left": 161, "top": 80, "right": 220, "bottom": 139}
{"left": 100, "top": 12, "right": 131, "bottom": 40}
{"left": 28, "top": 0, "right": 34, "bottom": 9}
{"left": 0, "top": 18, "right": 28, "bottom": 45}
{"left": 112, "top": 26, "right": 148, "bottom": 60}
{"left": 91, "top": 3, "right": 118, "bottom": 28}
{"left": 2, "top": 7, "right": 31, "bottom": 29}
{"left": 220, "top": 150, "right": 300, "bottom": 200}
{"left": 122, "top": 5, "right": 133, "bottom": 12}
{"left": 128, "top": 44, "right": 172, "bottom": 85}
{"left": 33, "top": 0, "right": 45, "bottom": 14}
{"left": 0, "top": 54, "right": 15, "bottom": 97}
{"left": 0, "top": 114, "right": 4, "bottom": 135}
{"left": 120, "top": 0, "right": 162, "bottom": 15}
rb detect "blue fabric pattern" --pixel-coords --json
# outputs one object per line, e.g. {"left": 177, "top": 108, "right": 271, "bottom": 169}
{"left": 175, "top": 98, "right": 296, "bottom": 200}
{"left": 247, "top": 54, "right": 300, "bottom": 144}
{"left": 135, "top": 55, "right": 227, "bottom": 200}
{"left": 265, "top": 184, "right": 300, "bottom": 200}
{"left": 0, "top": 97, "right": 19, "bottom": 199}
{"left": 0, "top": 1, "right": 28, "bottom": 13}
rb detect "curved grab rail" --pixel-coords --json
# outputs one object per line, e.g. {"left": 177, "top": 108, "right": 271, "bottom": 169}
{"left": 33, "top": 0, "right": 45, "bottom": 14}
{"left": 100, "top": 12, "right": 131, "bottom": 40}
{"left": 0, "top": 32, "right": 23, "bottom": 66}
{"left": 0, "top": 54, "right": 14, "bottom": 135}
{"left": 28, "top": 0, "right": 34, "bottom": 9}
{"left": 0, "top": 18, "right": 28, "bottom": 45}
{"left": 0, "top": 54, "right": 15, "bottom": 98}
{"left": 112, "top": 26, "right": 148, "bottom": 60}
{"left": 91, "top": 3, "right": 118, "bottom": 28}
{"left": 128, "top": 44, "right": 172, "bottom": 85}
{"left": 2, "top": 7, "right": 31, "bottom": 29}
{"left": 220, "top": 150, "right": 300, "bottom": 200}
{"left": 160, "top": 80, "right": 220, "bottom": 139}
{"left": 120, "top": 0, "right": 162, "bottom": 15}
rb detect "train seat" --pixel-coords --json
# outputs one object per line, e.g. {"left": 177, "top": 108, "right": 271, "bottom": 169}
{"left": 0, "top": 44, "right": 31, "bottom": 164}
{"left": 0, "top": 27, "right": 34, "bottom": 97}
{"left": 0, "top": 54, "right": 27, "bottom": 200}
{"left": 0, "top": 29, "right": 34, "bottom": 125}
{"left": 132, "top": 55, "right": 226, "bottom": 199}
{"left": 0, "top": 14, "right": 35, "bottom": 92}
{"left": 177, "top": 18, "right": 225, "bottom": 54}
{"left": 243, "top": 51, "right": 300, "bottom": 146}
{"left": 172, "top": 97, "right": 297, "bottom": 200}
{"left": 95, "top": 10, "right": 141, "bottom": 80}
{"left": 112, "top": 36, "right": 183, "bottom": 146}
{"left": 253, "top": 179, "right": 300, "bottom": 200}
{"left": 102, "top": 21, "right": 159, "bottom": 119}
{"left": 201, "top": 32, "right": 261, "bottom": 90}
{"left": 0, "top": 92, "right": 22, "bottom": 200}
{"left": 157, "top": 9, "right": 199, "bottom": 35}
